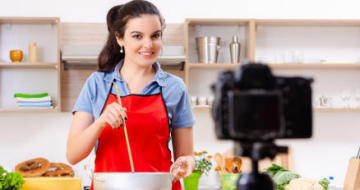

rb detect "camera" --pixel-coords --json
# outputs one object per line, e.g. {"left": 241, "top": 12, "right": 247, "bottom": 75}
{"left": 211, "top": 63, "right": 313, "bottom": 190}
{"left": 211, "top": 63, "right": 313, "bottom": 142}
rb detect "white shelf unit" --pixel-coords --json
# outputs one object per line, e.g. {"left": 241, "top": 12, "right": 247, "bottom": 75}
{"left": 185, "top": 19, "right": 254, "bottom": 102}
{"left": 254, "top": 20, "right": 360, "bottom": 112}
{"left": 0, "top": 17, "right": 61, "bottom": 111}
{"left": 185, "top": 18, "right": 360, "bottom": 112}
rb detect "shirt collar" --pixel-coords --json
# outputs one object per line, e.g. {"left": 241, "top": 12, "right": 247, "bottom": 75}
{"left": 105, "top": 59, "right": 167, "bottom": 87}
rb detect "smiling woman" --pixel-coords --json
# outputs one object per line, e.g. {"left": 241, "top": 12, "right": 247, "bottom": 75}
{"left": 66, "top": 1, "right": 195, "bottom": 190}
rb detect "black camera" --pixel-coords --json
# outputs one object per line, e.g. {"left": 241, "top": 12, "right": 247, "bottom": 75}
{"left": 211, "top": 63, "right": 313, "bottom": 142}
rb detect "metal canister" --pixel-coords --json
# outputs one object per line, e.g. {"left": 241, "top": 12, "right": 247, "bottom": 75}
{"left": 196, "top": 36, "right": 221, "bottom": 64}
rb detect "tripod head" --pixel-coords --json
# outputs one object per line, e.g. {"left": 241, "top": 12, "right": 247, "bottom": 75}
{"left": 234, "top": 141, "right": 288, "bottom": 190}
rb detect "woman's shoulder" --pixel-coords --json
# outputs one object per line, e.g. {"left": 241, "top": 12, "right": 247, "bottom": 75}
{"left": 163, "top": 72, "right": 186, "bottom": 90}
{"left": 86, "top": 71, "right": 112, "bottom": 84}
{"left": 82, "top": 71, "right": 113, "bottom": 92}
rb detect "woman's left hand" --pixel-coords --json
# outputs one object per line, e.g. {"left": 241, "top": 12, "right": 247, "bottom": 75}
{"left": 170, "top": 155, "right": 195, "bottom": 183}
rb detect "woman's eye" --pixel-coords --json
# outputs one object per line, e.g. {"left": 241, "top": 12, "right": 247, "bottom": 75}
{"left": 133, "top": 34, "right": 142, "bottom": 39}
{"left": 152, "top": 33, "right": 161, "bottom": 39}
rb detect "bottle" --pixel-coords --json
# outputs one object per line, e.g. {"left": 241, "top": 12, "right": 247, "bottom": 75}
{"left": 29, "top": 42, "right": 37, "bottom": 63}
{"left": 230, "top": 35, "right": 241, "bottom": 64}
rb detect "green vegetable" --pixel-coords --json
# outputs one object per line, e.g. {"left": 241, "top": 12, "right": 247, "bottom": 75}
{"left": 266, "top": 164, "right": 289, "bottom": 177}
{"left": 265, "top": 164, "right": 300, "bottom": 190}
{"left": 0, "top": 166, "right": 24, "bottom": 190}
{"left": 273, "top": 171, "right": 300, "bottom": 190}
{"left": 319, "top": 178, "right": 330, "bottom": 190}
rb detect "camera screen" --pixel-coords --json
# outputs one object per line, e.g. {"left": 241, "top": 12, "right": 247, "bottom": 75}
{"left": 228, "top": 90, "right": 284, "bottom": 140}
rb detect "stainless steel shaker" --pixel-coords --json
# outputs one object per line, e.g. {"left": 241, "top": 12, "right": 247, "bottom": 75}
{"left": 230, "top": 35, "right": 241, "bottom": 64}
{"left": 196, "top": 36, "right": 221, "bottom": 63}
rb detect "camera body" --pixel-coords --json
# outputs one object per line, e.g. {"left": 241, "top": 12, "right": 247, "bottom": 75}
{"left": 211, "top": 63, "right": 313, "bottom": 142}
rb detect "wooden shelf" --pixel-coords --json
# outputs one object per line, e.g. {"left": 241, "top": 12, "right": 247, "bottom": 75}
{"left": 0, "top": 106, "right": 60, "bottom": 112}
{"left": 186, "top": 18, "right": 250, "bottom": 25}
{"left": 0, "top": 62, "right": 58, "bottom": 69}
{"left": 255, "top": 19, "right": 360, "bottom": 26}
{"left": 193, "top": 106, "right": 360, "bottom": 112}
{"left": 0, "top": 17, "right": 59, "bottom": 24}
{"left": 267, "top": 63, "right": 360, "bottom": 70}
{"left": 186, "top": 63, "right": 360, "bottom": 70}
{"left": 186, "top": 63, "right": 242, "bottom": 69}
{"left": 315, "top": 107, "right": 360, "bottom": 112}
{"left": 192, "top": 105, "right": 212, "bottom": 111}
{"left": 0, "top": 17, "right": 61, "bottom": 112}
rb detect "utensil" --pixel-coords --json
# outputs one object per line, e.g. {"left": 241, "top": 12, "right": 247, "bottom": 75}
{"left": 113, "top": 82, "right": 135, "bottom": 173}
{"left": 356, "top": 146, "right": 360, "bottom": 159}
{"left": 214, "top": 153, "right": 226, "bottom": 173}
{"left": 93, "top": 172, "right": 172, "bottom": 190}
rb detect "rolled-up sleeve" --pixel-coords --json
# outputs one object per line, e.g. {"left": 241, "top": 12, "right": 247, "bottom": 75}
{"left": 171, "top": 82, "right": 195, "bottom": 129}
{"left": 72, "top": 74, "right": 95, "bottom": 115}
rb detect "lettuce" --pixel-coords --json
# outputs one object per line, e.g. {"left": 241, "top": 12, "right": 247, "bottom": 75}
{"left": 273, "top": 171, "right": 300, "bottom": 190}
{"left": 319, "top": 178, "right": 330, "bottom": 190}
{"left": 0, "top": 166, "right": 24, "bottom": 190}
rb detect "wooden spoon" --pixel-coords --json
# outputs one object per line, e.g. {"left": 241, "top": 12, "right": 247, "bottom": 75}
{"left": 214, "top": 153, "right": 226, "bottom": 174}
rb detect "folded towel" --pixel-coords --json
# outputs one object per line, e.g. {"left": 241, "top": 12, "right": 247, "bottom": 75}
{"left": 16, "top": 100, "right": 51, "bottom": 104}
{"left": 15, "top": 96, "right": 51, "bottom": 102}
{"left": 14, "top": 93, "right": 49, "bottom": 98}
{"left": 17, "top": 105, "right": 53, "bottom": 108}
{"left": 17, "top": 102, "right": 52, "bottom": 107}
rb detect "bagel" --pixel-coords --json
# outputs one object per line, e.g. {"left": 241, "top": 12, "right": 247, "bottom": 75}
{"left": 43, "top": 163, "right": 74, "bottom": 177}
{"left": 15, "top": 157, "right": 50, "bottom": 177}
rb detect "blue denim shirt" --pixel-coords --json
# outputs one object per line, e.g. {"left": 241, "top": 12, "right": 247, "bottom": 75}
{"left": 73, "top": 60, "right": 195, "bottom": 129}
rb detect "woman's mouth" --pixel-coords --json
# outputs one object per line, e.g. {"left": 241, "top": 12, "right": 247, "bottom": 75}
{"left": 139, "top": 51, "right": 154, "bottom": 58}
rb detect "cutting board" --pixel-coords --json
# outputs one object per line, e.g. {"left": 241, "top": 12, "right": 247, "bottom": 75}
{"left": 22, "top": 177, "right": 81, "bottom": 190}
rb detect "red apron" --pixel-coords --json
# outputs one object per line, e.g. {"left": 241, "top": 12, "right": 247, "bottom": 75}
{"left": 91, "top": 83, "right": 181, "bottom": 190}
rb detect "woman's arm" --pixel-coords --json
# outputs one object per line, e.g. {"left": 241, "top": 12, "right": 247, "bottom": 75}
{"left": 66, "top": 111, "right": 105, "bottom": 164}
{"left": 172, "top": 127, "right": 193, "bottom": 159}
{"left": 171, "top": 127, "right": 195, "bottom": 181}
{"left": 66, "top": 102, "right": 127, "bottom": 164}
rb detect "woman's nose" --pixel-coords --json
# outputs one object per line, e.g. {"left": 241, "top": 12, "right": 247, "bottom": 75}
{"left": 143, "top": 38, "right": 153, "bottom": 48}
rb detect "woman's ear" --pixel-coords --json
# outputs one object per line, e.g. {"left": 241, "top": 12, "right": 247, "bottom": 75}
{"left": 115, "top": 32, "right": 123, "bottom": 47}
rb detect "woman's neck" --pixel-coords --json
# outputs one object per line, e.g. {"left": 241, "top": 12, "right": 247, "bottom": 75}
{"left": 119, "top": 59, "right": 156, "bottom": 93}
{"left": 120, "top": 60, "right": 154, "bottom": 80}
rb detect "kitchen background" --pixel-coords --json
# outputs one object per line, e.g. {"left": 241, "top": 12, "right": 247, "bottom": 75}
{"left": 1, "top": 0, "right": 360, "bottom": 188}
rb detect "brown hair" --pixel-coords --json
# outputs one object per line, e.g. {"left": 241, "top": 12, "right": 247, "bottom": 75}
{"left": 98, "top": 0, "right": 165, "bottom": 72}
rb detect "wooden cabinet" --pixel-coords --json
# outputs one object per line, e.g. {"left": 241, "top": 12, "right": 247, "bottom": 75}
{"left": 0, "top": 17, "right": 61, "bottom": 112}
{"left": 185, "top": 18, "right": 360, "bottom": 112}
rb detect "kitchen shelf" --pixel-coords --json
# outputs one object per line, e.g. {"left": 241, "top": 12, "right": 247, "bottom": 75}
{"left": 0, "top": 17, "right": 59, "bottom": 25}
{"left": 254, "top": 19, "right": 360, "bottom": 26}
{"left": 0, "top": 62, "right": 58, "bottom": 69}
{"left": 192, "top": 106, "right": 360, "bottom": 112}
{"left": 186, "top": 63, "right": 242, "bottom": 69}
{"left": 0, "top": 17, "right": 61, "bottom": 111}
{"left": 186, "top": 63, "right": 360, "bottom": 70}
{"left": 267, "top": 63, "right": 360, "bottom": 70}
{"left": 315, "top": 107, "right": 360, "bottom": 112}
{"left": 192, "top": 105, "right": 212, "bottom": 111}
{"left": 185, "top": 18, "right": 360, "bottom": 113}
{"left": 0, "top": 106, "right": 60, "bottom": 112}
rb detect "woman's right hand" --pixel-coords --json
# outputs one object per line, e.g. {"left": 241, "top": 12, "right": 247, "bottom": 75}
{"left": 98, "top": 102, "right": 127, "bottom": 129}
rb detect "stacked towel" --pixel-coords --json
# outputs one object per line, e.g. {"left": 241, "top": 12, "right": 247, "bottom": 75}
{"left": 14, "top": 93, "right": 53, "bottom": 108}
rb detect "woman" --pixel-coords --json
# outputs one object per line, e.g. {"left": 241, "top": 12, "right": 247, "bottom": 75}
{"left": 66, "top": 0, "right": 195, "bottom": 189}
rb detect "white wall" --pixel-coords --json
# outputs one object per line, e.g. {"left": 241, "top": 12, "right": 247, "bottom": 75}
{"left": 1, "top": 0, "right": 360, "bottom": 23}
{"left": 1, "top": 0, "right": 360, "bottom": 188}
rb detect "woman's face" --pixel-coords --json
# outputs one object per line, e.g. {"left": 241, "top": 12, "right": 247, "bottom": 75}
{"left": 117, "top": 14, "right": 162, "bottom": 68}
